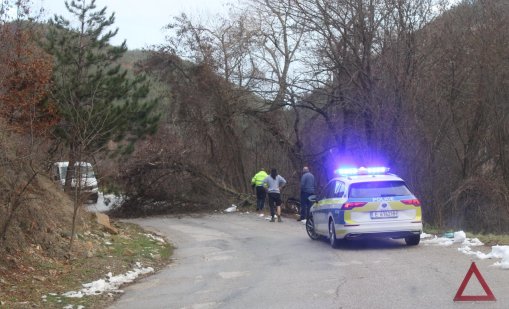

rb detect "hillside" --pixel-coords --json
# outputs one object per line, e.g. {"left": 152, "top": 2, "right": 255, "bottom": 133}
{"left": 0, "top": 131, "right": 171, "bottom": 308}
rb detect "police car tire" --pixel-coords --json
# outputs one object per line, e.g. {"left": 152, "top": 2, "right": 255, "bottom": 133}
{"left": 405, "top": 235, "right": 420, "bottom": 246}
{"left": 306, "top": 216, "right": 320, "bottom": 240}
{"left": 329, "top": 220, "right": 339, "bottom": 248}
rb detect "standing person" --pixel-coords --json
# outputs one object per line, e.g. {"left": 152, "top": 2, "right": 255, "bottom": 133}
{"left": 251, "top": 168, "right": 268, "bottom": 215}
{"left": 298, "top": 166, "right": 315, "bottom": 221}
{"left": 263, "top": 168, "right": 287, "bottom": 222}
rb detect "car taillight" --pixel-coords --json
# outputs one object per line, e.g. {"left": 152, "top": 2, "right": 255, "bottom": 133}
{"left": 401, "top": 199, "right": 421, "bottom": 206}
{"left": 342, "top": 202, "right": 367, "bottom": 209}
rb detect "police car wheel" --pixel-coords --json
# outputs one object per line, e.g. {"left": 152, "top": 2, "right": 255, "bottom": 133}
{"left": 405, "top": 235, "right": 420, "bottom": 246}
{"left": 329, "top": 220, "right": 339, "bottom": 248}
{"left": 306, "top": 216, "right": 320, "bottom": 240}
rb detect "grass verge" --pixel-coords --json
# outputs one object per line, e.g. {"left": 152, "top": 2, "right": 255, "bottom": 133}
{"left": 423, "top": 224, "right": 509, "bottom": 246}
{"left": 0, "top": 222, "right": 172, "bottom": 309}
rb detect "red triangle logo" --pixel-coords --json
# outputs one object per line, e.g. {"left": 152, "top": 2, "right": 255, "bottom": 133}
{"left": 454, "top": 262, "right": 496, "bottom": 301}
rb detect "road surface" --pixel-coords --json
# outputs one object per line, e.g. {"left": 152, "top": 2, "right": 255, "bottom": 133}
{"left": 110, "top": 213, "right": 509, "bottom": 309}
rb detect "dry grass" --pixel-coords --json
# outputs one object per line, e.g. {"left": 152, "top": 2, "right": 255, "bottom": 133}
{"left": 0, "top": 221, "right": 172, "bottom": 309}
{"left": 465, "top": 233, "right": 509, "bottom": 246}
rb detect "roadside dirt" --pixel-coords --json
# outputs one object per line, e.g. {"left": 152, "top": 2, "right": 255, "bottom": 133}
{"left": 0, "top": 220, "right": 172, "bottom": 309}
{"left": 0, "top": 176, "right": 172, "bottom": 309}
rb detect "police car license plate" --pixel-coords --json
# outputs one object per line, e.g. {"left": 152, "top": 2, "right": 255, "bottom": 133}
{"left": 370, "top": 210, "right": 398, "bottom": 219}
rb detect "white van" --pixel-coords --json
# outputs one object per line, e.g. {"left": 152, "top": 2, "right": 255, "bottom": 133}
{"left": 53, "top": 161, "right": 99, "bottom": 203}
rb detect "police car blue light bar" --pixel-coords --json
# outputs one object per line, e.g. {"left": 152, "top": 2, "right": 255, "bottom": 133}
{"left": 335, "top": 166, "right": 390, "bottom": 176}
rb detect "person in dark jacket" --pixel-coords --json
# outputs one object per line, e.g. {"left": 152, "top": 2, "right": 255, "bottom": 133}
{"left": 298, "top": 166, "right": 315, "bottom": 221}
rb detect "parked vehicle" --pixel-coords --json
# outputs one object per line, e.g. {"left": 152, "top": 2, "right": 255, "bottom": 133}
{"left": 53, "top": 161, "right": 99, "bottom": 203}
{"left": 306, "top": 166, "right": 422, "bottom": 248}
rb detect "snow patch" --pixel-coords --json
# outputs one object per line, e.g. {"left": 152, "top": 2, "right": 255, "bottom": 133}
{"left": 422, "top": 230, "right": 509, "bottom": 270}
{"left": 144, "top": 233, "right": 166, "bottom": 243}
{"left": 61, "top": 262, "right": 154, "bottom": 298}
{"left": 421, "top": 230, "right": 480, "bottom": 247}
{"left": 224, "top": 205, "right": 237, "bottom": 213}
{"left": 420, "top": 232, "right": 434, "bottom": 239}
{"left": 85, "top": 192, "right": 124, "bottom": 213}
{"left": 459, "top": 245, "right": 509, "bottom": 269}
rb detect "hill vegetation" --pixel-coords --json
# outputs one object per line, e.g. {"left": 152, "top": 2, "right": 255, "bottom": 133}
{"left": 114, "top": 0, "right": 509, "bottom": 234}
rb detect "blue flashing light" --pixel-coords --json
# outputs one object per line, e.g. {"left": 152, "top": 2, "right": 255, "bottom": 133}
{"left": 335, "top": 166, "right": 389, "bottom": 176}
{"left": 335, "top": 168, "right": 359, "bottom": 176}
{"left": 366, "top": 167, "right": 388, "bottom": 174}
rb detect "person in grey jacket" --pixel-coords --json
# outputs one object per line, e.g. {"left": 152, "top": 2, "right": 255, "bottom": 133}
{"left": 263, "top": 168, "right": 287, "bottom": 222}
{"left": 298, "top": 166, "right": 315, "bottom": 221}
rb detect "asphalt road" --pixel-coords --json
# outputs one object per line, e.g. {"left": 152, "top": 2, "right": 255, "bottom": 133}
{"left": 110, "top": 213, "right": 509, "bottom": 309}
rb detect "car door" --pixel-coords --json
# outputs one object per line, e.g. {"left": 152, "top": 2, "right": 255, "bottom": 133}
{"left": 314, "top": 180, "right": 343, "bottom": 234}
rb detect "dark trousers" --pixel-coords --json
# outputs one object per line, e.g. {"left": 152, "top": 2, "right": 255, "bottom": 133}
{"left": 300, "top": 191, "right": 313, "bottom": 219}
{"left": 256, "top": 186, "right": 266, "bottom": 211}
{"left": 268, "top": 192, "right": 282, "bottom": 217}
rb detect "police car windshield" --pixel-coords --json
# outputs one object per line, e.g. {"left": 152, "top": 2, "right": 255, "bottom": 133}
{"left": 349, "top": 181, "right": 411, "bottom": 198}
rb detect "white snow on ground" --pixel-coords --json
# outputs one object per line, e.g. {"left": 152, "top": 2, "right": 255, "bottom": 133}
{"left": 143, "top": 233, "right": 166, "bottom": 243}
{"left": 63, "top": 305, "right": 84, "bottom": 309}
{"left": 61, "top": 262, "right": 154, "bottom": 298}
{"left": 421, "top": 230, "right": 509, "bottom": 269}
{"left": 224, "top": 204, "right": 237, "bottom": 213}
{"left": 459, "top": 245, "right": 509, "bottom": 269}
{"left": 85, "top": 192, "right": 124, "bottom": 213}
{"left": 420, "top": 231, "right": 476, "bottom": 246}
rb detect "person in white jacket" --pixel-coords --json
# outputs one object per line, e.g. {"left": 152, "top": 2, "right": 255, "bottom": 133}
{"left": 263, "top": 168, "right": 287, "bottom": 222}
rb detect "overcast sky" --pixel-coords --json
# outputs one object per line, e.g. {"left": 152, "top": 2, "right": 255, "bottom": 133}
{"left": 36, "top": 0, "right": 232, "bottom": 49}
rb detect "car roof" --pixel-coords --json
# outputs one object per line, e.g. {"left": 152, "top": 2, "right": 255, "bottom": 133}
{"left": 331, "top": 173, "right": 405, "bottom": 184}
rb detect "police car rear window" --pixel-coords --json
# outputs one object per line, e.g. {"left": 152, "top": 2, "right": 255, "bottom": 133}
{"left": 348, "top": 181, "right": 412, "bottom": 198}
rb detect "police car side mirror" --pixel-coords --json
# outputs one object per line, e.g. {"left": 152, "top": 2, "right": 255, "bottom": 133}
{"left": 308, "top": 195, "right": 318, "bottom": 203}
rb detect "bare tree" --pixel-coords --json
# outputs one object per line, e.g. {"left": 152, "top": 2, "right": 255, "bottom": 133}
{"left": 408, "top": 0, "right": 509, "bottom": 231}
{"left": 122, "top": 0, "right": 509, "bottom": 233}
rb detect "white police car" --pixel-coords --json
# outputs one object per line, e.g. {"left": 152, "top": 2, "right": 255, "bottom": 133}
{"left": 306, "top": 167, "right": 422, "bottom": 248}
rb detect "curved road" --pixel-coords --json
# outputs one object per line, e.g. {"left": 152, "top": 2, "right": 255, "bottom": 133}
{"left": 110, "top": 213, "right": 509, "bottom": 309}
